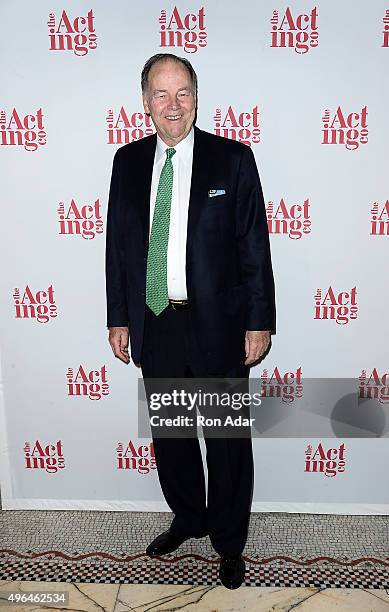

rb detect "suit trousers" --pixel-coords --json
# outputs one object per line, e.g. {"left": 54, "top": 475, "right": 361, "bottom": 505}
{"left": 140, "top": 303, "right": 254, "bottom": 556}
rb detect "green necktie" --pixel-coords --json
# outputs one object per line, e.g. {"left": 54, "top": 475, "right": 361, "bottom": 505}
{"left": 146, "top": 147, "right": 176, "bottom": 315}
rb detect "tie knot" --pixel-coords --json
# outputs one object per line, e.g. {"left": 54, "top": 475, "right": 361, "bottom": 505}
{"left": 166, "top": 147, "right": 176, "bottom": 160}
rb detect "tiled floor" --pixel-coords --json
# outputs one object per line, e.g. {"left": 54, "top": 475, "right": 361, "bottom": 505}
{"left": 0, "top": 509, "right": 388, "bottom": 610}
{"left": 1, "top": 582, "right": 389, "bottom": 611}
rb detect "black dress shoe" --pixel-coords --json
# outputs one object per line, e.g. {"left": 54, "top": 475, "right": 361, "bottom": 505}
{"left": 219, "top": 554, "right": 245, "bottom": 589}
{"left": 145, "top": 529, "right": 190, "bottom": 557}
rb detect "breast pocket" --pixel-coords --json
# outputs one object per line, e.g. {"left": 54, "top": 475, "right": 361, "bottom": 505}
{"left": 205, "top": 189, "right": 231, "bottom": 209}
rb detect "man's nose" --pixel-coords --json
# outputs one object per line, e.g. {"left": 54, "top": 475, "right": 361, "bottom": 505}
{"left": 167, "top": 98, "right": 181, "bottom": 109}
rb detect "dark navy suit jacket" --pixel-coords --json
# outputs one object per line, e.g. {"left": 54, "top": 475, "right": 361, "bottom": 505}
{"left": 105, "top": 125, "right": 276, "bottom": 372}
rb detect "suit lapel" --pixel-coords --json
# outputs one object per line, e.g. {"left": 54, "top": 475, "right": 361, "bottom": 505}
{"left": 136, "top": 132, "right": 157, "bottom": 250}
{"left": 186, "top": 125, "right": 210, "bottom": 259}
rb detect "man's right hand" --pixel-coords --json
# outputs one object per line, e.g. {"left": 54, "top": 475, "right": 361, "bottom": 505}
{"left": 108, "top": 326, "right": 130, "bottom": 364}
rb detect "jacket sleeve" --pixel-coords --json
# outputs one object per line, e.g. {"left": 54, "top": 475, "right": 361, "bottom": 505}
{"left": 105, "top": 150, "right": 128, "bottom": 328}
{"left": 235, "top": 145, "right": 276, "bottom": 333}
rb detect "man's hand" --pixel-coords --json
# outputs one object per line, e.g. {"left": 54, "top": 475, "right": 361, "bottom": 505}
{"left": 244, "top": 330, "right": 271, "bottom": 365}
{"left": 108, "top": 326, "right": 130, "bottom": 364}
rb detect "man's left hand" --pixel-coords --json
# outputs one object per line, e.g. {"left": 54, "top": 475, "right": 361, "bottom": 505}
{"left": 244, "top": 330, "right": 271, "bottom": 365}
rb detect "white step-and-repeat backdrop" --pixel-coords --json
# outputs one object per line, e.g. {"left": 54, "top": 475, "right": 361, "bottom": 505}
{"left": 1, "top": 0, "right": 388, "bottom": 514}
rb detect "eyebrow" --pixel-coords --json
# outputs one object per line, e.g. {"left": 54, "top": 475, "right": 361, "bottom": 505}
{"left": 153, "top": 87, "right": 191, "bottom": 94}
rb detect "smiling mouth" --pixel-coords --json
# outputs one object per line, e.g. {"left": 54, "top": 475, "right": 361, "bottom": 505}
{"left": 165, "top": 115, "right": 183, "bottom": 121}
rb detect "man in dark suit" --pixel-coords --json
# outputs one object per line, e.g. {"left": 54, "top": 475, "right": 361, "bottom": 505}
{"left": 105, "top": 53, "right": 276, "bottom": 589}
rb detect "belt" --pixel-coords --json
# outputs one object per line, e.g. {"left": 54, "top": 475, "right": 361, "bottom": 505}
{"left": 168, "top": 298, "right": 189, "bottom": 310}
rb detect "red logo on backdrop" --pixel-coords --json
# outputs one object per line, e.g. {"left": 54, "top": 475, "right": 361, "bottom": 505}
{"left": 260, "top": 367, "right": 303, "bottom": 403}
{"left": 67, "top": 365, "right": 109, "bottom": 400}
{"left": 314, "top": 286, "right": 358, "bottom": 325}
{"left": 359, "top": 369, "right": 389, "bottom": 404}
{"left": 267, "top": 198, "right": 311, "bottom": 239}
{"left": 58, "top": 198, "right": 103, "bottom": 239}
{"left": 47, "top": 9, "right": 97, "bottom": 56}
{"left": 322, "top": 106, "right": 368, "bottom": 150}
{"left": 159, "top": 6, "right": 206, "bottom": 53}
{"left": 0, "top": 108, "right": 46, "bottom": 151}
{"left": 24, "top": 440, "right": 65, "bottom": 473}
{"left": 213, "top": 106, "right": 260, "bottom": 146}
{"left": 305, "top": 442, "right": 345, "bottom": 477}
{"left": 382, "top": 9, "right": 389, "bottom": 46}
{"left": 370, "top": 200, "right": 389, "bottom": 236}
{"left": 270, "top": 6, "right": 318, "bottom": 54}
{"left": 106, "top": 107, "right": 154, "bottom": 144}
{"left": 13, "top": 285, "right": 57, "bottom": 323}
{"left": 116, "top": 440, "right": 156, "bottom": 474}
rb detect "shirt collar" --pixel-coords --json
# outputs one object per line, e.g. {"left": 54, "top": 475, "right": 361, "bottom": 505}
{"left": 155, "top": 125, "right": 194, "bottom": 165}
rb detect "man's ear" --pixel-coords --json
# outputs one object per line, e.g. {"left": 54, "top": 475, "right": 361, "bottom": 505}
{"left": 143, "top": 95, "right": 150, "bottom": 116}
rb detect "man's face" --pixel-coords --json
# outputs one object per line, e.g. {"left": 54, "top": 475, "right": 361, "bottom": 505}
{"left": 143, "top": 59, "right": 196, "bottom": 147}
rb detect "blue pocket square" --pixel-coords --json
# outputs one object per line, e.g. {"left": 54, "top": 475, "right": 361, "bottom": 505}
{"left": 208, "top": 189, "right": 226, "bottom": 198}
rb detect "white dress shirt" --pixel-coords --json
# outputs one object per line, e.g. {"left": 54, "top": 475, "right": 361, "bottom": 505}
{"left": 149, "top": 126, "right": 194, "bottom": 300}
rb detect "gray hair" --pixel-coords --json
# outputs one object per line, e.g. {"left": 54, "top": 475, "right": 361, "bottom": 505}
{"left": 141, "top": 53, "right": 198, "bottom": 102}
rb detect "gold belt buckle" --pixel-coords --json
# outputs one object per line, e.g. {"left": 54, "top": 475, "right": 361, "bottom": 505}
{"left": 169, "top": 299, "right": 188, "bottom": 310}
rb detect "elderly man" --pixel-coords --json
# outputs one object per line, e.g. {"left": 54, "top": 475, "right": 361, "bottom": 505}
{"left": 105, "top": 53, "right": 276, "bottom": 589}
